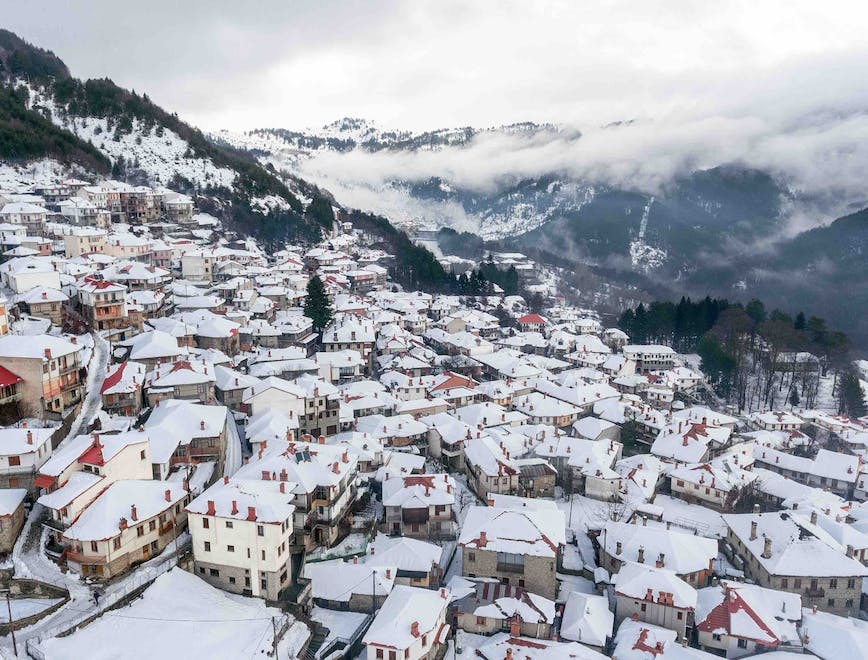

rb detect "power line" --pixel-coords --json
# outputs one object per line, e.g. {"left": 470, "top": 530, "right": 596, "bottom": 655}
{"left": 101, "top": 612, "right": 277, "bottom": 622}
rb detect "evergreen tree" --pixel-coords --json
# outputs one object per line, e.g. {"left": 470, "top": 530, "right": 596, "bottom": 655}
{"left": 839, "top": 371, "right": 867, "bottom": 418}
{"left": 304, "top": 275, "right": 332, "bottom": 332}
{"left": 745, "top": 299, "right": 767, "bottom": 325}
{"left": 794, "top": 312, "right": 806, "bottom": 331}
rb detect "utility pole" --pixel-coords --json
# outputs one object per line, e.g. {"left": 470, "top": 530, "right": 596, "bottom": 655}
{"left": 271, "top": 616, "right": 278, "bottom": 657}
{"left": 371, "top": 569, "right": 376, "bottom": 617}
{"left": 5, "top": 591, "right": 17, "bottom": 657}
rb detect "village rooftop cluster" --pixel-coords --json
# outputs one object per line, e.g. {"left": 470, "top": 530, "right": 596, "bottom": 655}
{"left": 0, "top": 177, "right": 865, "bottom": 659}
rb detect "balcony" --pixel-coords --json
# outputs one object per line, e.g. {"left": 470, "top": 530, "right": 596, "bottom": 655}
{"left": 402, "top": 509, "right": 430, "bottom": 524}
{"left": 496, "top": 562, "right": 525, "bottom": 574}
{"left": 42, "top": 517, "right": 67, "bottom": 533}
{"left": 66, "top": 549, "right": 107, "bottom": 565}
{"left": 805, "top": 586, "right": 826, "bottom": 598}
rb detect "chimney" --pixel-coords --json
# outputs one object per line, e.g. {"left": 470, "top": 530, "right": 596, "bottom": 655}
{"left": 279, "top": 482, "right": 285, "bottom": 494}
{"left": 753, "top": 503, "right": 760, "bottom": 514}
{"left": 440, "top": 587, "right": 447, "bottom": 599}
{"left": 637, "top": 546, "right": 644, "bottom": 563}
{"left": 810, "top": 510, "right": 817, "bottom": 525}
{"left": 656, "top": 553, "right": 665, "bottom": 568}
{"left": 164, "top": 489, "right": 172, "bottom": 502}
{"left": 231, "top": 500, "right": 238, "bottom": 515}
{"left": 207, "top": 500, "right": 216, "bottom": 515}
{"left": 479, "top": 531, "right": 488, "bottom": 546}
{"left": 385, "top": 568, "right": 391, "bottom": 579}
{"left": 247, "top": 506, "right": 257, "bottom": 521}
{"left": 26, "top": 430, "right": 33, "bottom": 445}
{"left": 615, "top": 541, "right": 622, "bottom": 555}
{"left": 224, "top": 475, "right": 229, "bottom": 485}
{"left": 762, "top": 536, "right": 772, "bottom": 559}
{"left": 846, "top": 544, "right": 855, "bottom": 558}
{"left": 509, "top": 617, "right": 521, "bottom": 637}
{"left": 410, "top": 621, "right": 420, "bottom": 638}
{"left": 130, "top": 504, "right": 138, "bottom": 521}
{"left": 118, "top": 517, "right": 128, "bottom": 531}
{"left": 44, "top": 348, "right": 52, "bottom": 359}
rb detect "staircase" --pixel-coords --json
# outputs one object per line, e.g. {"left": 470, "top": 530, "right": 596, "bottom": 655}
{"left": 303, "top": 624, "right": 330, "bottom": 660}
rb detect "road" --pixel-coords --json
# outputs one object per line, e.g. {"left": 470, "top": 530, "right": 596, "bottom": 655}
{"left": 64, "top": 332, "right": 109, "bottom": 444}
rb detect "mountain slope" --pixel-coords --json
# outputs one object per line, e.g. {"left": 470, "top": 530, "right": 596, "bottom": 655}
{"left": 0, "top": 30, "right": 330, "bottom": 245}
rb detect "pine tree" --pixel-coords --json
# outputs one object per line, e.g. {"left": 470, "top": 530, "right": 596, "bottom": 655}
{"left": 304, "top": 275, "right": 332, "bottom": 333}
{"left": 794, "top": 312, "right": 806, "bottom": 331}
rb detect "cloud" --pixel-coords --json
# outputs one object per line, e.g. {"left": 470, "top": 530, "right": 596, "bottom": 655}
{"left": 5, "top": 0, "right": 868, "bottom": 132}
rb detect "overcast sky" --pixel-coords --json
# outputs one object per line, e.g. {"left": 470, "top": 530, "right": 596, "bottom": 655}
{"left": 5, "top": 0, "right": 868, "bottom": 133}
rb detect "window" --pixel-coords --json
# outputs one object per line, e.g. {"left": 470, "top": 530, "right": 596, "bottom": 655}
{"left": 640, "top": 603, "right": 647, "bottom": 612}
{"left": 737, "top": 639, "right": 748, "bottom": 649}
{"left": 113, "top": 538, "right": 121, "bottom": 550}
{"left": 830, "top": 579, "right": 838, "bottom": 588}
{"left": 7, "top": 456, "right": 20, "bottom": 467}
{"left": 261, "top": 578, "right": 267, "bottom": 590}
{"left": 199, "top": 567, "right": 205, "bottom": 574}
{"left": 421, "top": 635, "right": 427, "bottom": 647}
{"left": 677, "top": 612, "right": 683, "bottom": 620}
{"left": 261, "top": 550, "right": 266, "bottom": 560}
{"left": 496, "top": 552, "right": 525, "bottom": 570}
{"left": 227, "top": 545, "right": 235, "bottom": 553}
{"left": 846, "top": 599, "right": 854, "bottom": 607}
{"left": 467, "top": 552, "right": 475, "bottom": 562}
{"left": 90, "top": 541, "right": 98, "bottom": 552}
{"left": 226, "top": 521, "right": 233, "bottom": 529}
{"left": 848, "top": 578, "right": 856, "bottom": 588}
{"left": 202, "top": 518, "right": 210, "bottom": 529}
{"left": 257, "top": 525, "right": 264, "bottom": 537}
{"left": 781, "top": 578, "right": 788, "bottom": 588}
{"left": 204, "top": 541, "right": 211, "bottom": 552}
{"left": 476, "top": 616, "right": 485, "bottom": 625}
{"left": 376, "top": 650, "right": 383, "bottom": 659}
{"left": 389, "top": 651, "right": 396, "bottom": 660}
{"left": 209, "top": 568, "right": 219, "bottom": 577}
{"left": 794, "top": 579, "right": 802, "bottom": 589}
{"left": 137, "top": 525, "right": 144, "bottom": 537}
{"left": 712, "top": 634, "right": 722, "bottom": 641}
{"left": 229, "top": 577, "right": 236, "bottom": 585}
{"left": 140, "top": 450, "right": 146, "bottom": 460}
{"left": 149, "top": 520, "right": 156, "bottom": 531}
{"left": 828, "top": 598, "right": 835, "bottom": 607}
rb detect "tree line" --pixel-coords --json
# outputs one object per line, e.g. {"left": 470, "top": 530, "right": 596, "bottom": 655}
{"left": 619, "top": 297, "right": 866, "bottom": 416}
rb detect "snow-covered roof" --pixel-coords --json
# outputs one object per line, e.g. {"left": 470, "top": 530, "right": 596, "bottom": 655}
{"left": 63, "top": 479, "right": 187, "bottom": 541}
{"left": 363, "top": 584, "right": 450, "bottom": 650}
{"left": 459, "top": 506, "right": 566, "bottom": 558}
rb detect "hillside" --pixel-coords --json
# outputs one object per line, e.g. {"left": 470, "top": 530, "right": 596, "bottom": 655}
{"left": 221, "top": 119, "right": 868, "bottom": 346}
{"left": 0, "top": 29, "right": 330, "bottom": 245}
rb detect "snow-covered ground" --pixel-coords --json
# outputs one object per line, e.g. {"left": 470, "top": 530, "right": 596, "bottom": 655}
{"left": 22, "top": 81, "right": 236, "bottom": 191}
{"left": 64, "top": 332, "right": 108, "bottom": 442}
{"left": 35, "top": 569, "right": 304, "bottom": 660}
{"left": 0, "top": 598, "right": 63, "bottom": 623}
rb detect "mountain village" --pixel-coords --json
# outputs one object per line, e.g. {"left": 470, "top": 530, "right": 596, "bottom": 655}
{"left": 0, "top": 171, "right": 862, "bottom": 660}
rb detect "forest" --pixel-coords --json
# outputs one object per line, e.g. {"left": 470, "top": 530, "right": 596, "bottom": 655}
{"left": 619, "top": 297, "right": 866, "bottom": 417}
